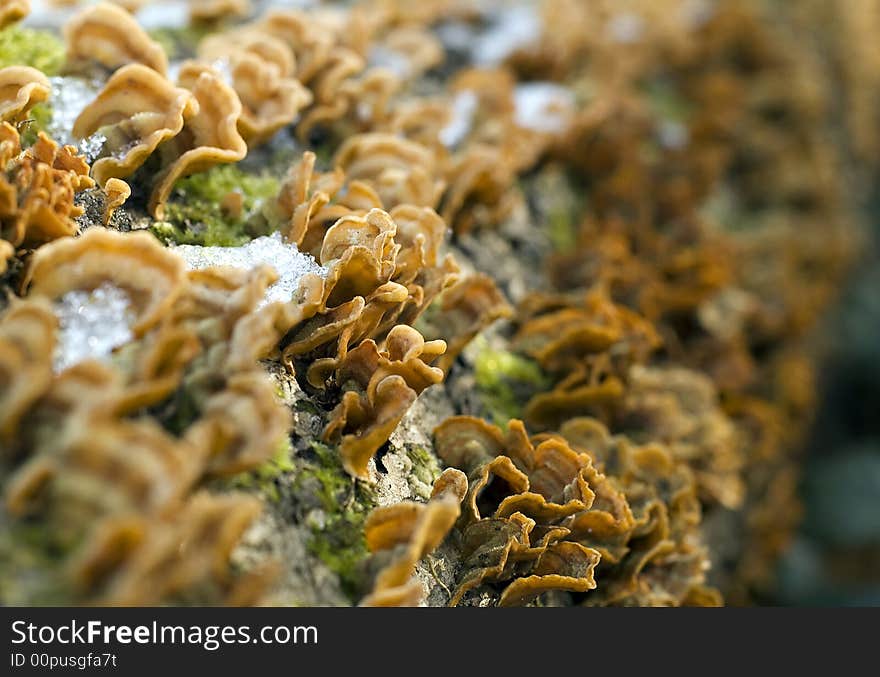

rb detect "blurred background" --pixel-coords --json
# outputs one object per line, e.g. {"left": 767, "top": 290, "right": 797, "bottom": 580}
{"left": 774, "top": 202, "right": 880, "bottom": 606}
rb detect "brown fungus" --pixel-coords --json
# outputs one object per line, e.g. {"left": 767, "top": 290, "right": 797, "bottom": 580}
{"left": 149, "top": 64, "right": 248, "bottom": 219}
{"left": 189, "top": 0, "right": 252, "bottom": 24}
{"left": 73, "top": 64, "right": 197, "bottom": 187}
{"left": 101, "top": 177, "right": 130, "bottom": 225}
{"left": 24, "top": 228, "right": 187, "bottom": 336}
{"left": 196, "top": 32, "right": 312, "bottom": 147}
{"left": 0, "top": 66, "right": 50, "bottom": 124}
{"left": 322, "top": 324, "right": 446, "bottom": 479}
{"left": 360, "top": 468, "right": 467, "bottom": 606}
{"left": 0, "top": 125, "right": 94, "bottom": 249}
{"left": 0, "top": 0, "right": 28, "bottom": 29}
{"left": 63, "top": 2, "right": 168, "bottom": 75}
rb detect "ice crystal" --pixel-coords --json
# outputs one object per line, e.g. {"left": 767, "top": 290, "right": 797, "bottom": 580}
{"left": 173, "top": 232, "right": 327, "bottom": 308}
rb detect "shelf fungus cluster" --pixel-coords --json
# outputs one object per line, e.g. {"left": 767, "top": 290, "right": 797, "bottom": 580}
{"left": 1, "top": 0, "right": 876, "bottom": 606}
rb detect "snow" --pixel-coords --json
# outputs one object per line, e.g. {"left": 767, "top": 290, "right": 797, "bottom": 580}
{"left": 22, "top": 0, "right": 75, "bottom": 29}
{"left": 439, "top": 90, "right": 478, "bottom": 148}
{"left": 46, "top": 76, "right": 104, "bottom": 158}
{"left": 172, "top": 233, "right": 327, "bottom": 308}
{"left": 513, "top": 83, "right": 574, "bottom": 134}
{"left": 368, "top": 46, "right": 414, "bottom": 79}
{"left": 53, "top": 282, "right": 135, "bottom": 373}
{"left": 473, "top": 5, "right": 542, "bottom": 66}
{"left": 658, "top": 120, "right": 690, "bottom": 150}
{"left": 136, "top": 2, "right": 190, "bottom": 30}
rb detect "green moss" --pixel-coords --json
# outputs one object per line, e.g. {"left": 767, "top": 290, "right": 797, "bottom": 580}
{"left": 20, "top": 102, "right": 53, "bottom": 146}
{"left": 0, "top": 521, "right": 70, "bottom": 605}
{"left": 529, "top": 168, "right": 584, "bottom": 253}
{"left": 147, "top": 25, "right": 213, "bottom": 61}
{"left": 406, "top": 445, "right": 441, "bottom": 498}
{"left": 151, "top": 164, "right": 280, "bottom": 246}
{"left": 644, "top": 80, "right": 693, "bottom": 124}
{"left": 547, "top": 202, "right": 578, "bottom": 252}
{"left": 296, "top": 442, "right": 377, "bottom": 600}
{"left": 0, "top": 26, "right": 65, "bottom": 75}
{"left": 224, "top": 437, "right": 296, "bottom": 503}
{"left": 473, "top": 336, "right": 550, "bottom": 426}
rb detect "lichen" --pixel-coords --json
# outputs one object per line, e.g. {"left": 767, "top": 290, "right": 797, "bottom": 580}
{"left": 296, "top": 442, "right": 377, "bottom": 600}
{"left": 0, "top": 26, "right": 65, "bottom": 76}
{"left": 473, "top": 336, "right": 550, "bottom": 427}
{"left": 406, "top": 445, "right": 442, "bottom": 499}
{"left": 152, "top": 164, "right": 280, "bottom": 246}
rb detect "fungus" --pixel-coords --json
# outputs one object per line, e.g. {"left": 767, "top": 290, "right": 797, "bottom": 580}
{"left": 197, "top": 31, "right": 312, "bottom": 146}
{"left": 0, "top": 0, "right": 27, "bottom": 29}
{"left": 64, "top": 2, "right": 168, "bottom": 75}
{"left": 101, "top": 177, "right": 130, "bottom": 225}
{"left": 189, "top": 0, "right": 251, "bottom": 24}
{"left": 431, "top": 274, "right": 513, "bottom": 373}
{"left": 149, "top": 64, "right": 247, "bottom": 218}
{"left": 360, "top": 468, "right": 467, "bottom": 606}
{"left": 0, "top": 124, "right": 94, "bottom": 248}
{"left": 25, "top": 227, "right": 187, "bottom": 336}
{"left": 0, "top": 66, "right": 50, "bottom": 124}
{"left": 434, "top": 416, "right": 715, "bottom": 606}
{"left": 323, "top": 325, "right": 447, "bottom": 479}
{"left": 72, "top": 63, "right": 197, "bottom": 186}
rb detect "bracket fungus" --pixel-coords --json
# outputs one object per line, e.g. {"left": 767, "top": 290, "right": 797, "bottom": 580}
{"left": 196, "top": 31, "right": 312, "bottom": 147}
{"left": 63, "top": 2, "right": 168, "bottom": 75}
{"left": 101, "top": 177, "right": 130, "bottom": 225}
{"left": 0, "top": 65, "right": 50, "bottom": 123}
{"left": 0, "top": 124, "right": 94, "bottom": 249}
{"left": 0, "top": 0, "right": 871, "bottom": 609}
{"left": 433, "top": 415, "right": 716, "bottom": 606}
{"left": 190, "top": 0, "right": 253, "bottom": 24}
{"left": 149, "top": 64, "right": 248, "bottom": 219}
{"left": 360, "top": 468, "right": 467, "bottom": 606}
{"left": 72, "top": 63, "right": 197, "bottom": 187}
{"left": 0, "top": 0, "right": 27, "bottom": 29}
{"left": 24, "top": 227, "right": 187, "bottom": 336}
{"left": 323, "top": 325, "right": 447, "bottom": 479}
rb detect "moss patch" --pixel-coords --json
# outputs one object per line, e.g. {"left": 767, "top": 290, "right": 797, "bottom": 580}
{"left": 546, "top": 199, "right": 578, "bottom": 252}
{"left": 151, "top": 164, "right": 280, "bottom": 246}
{"left": 473, "top": 336, "right": 550, "bottom": 426}
{"left": 406, "top": 445, "right": 442, "bottom": 499}
{"left": 295, "top": 442, "right": 377, "bottom": 601}
{"left": 20, "top": 102, "right": 53, "bottom": 146}
{"left": 224, "top": 437, "right": 297, "bottom": 504}
{"left": 529, "top": 168, "right": 584, "bottom": 253}
{"left": 0, "top": 520, "right": 71, "bottom": 605}
{"left": 0, "top": 26, "right": 65, "bottom": 75}
{"left": 147, "top": 25, "right": 213, "bottom": 61}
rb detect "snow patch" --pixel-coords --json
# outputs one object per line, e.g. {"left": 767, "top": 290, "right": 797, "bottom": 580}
{"left": 368, "top": 46, "right": 413, "bottom": 79}
{"left": 173, "top": 233, "right": 327, "bottom": 308}
{"left": 513, "top": 83, "right": 574, "bottom": 134}
{"left": 136, "top": 1, "right": 190, "bottom": 30}
{"left": 47, "top": 76, "right": 104, "bottom": 155}
{"left": 53, "top": 283, "right": 135, "bottom": 373}
{"left": 439, "top": 90, "right": 478, "bottom": 148}
{"left": 473, "top": 5, "right": 541, "bottom": 66}
{"left": 23, "top": 0, "right": 75, "bottom": 29}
